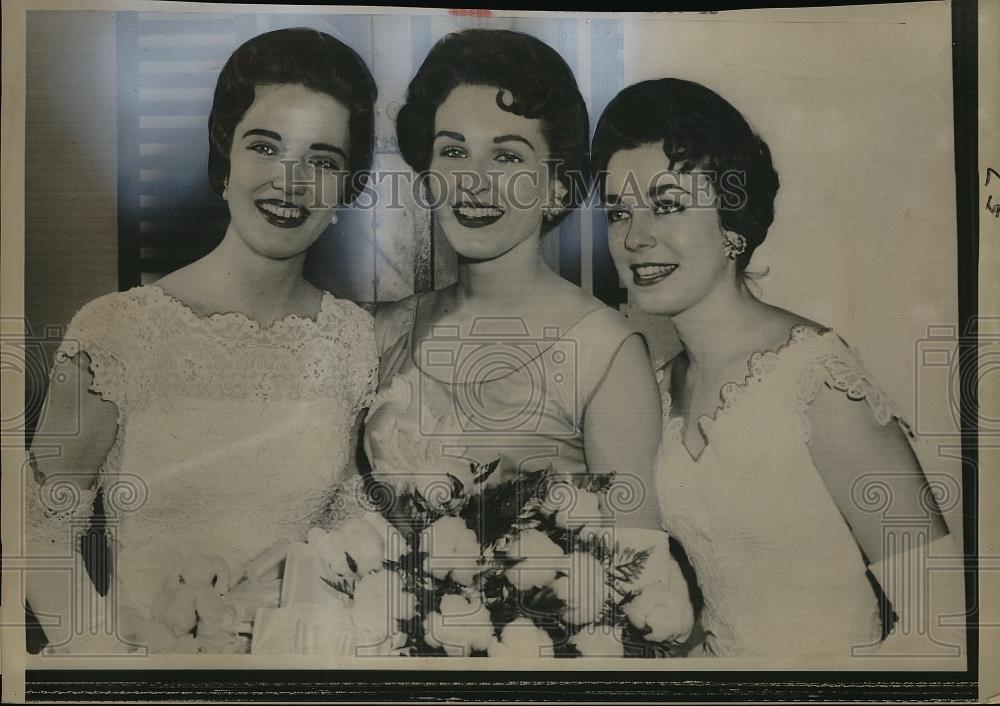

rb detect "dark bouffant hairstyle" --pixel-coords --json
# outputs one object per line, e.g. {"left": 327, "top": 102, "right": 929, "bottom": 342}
{"left": 208, "top": 28, "right": 377, "bottom": 204}
{"left": 396, "top": 29, "right": 590, "bottom": 232}
{"left": 592, "top": 78, "right": 779, "bottom": 270}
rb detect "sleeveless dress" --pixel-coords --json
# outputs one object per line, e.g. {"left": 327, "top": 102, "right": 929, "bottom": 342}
{"left": 655, "top": 325, "right": 896, "bottom": 658}
{"left": 363, "top": 291, "right": 642, "bottom": 494}
{"left": 25, "top": 285, "right": 377, "bottom": 649}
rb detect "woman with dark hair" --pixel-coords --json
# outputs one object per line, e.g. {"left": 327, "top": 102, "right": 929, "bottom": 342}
{"left": 592, "top": 78, "right": 959, "bottom": 657}
{"left": 363, "top": 30, "right": 680, "bottom": 654}
{"left": 25, "top": 28, "right": 378, "bottom": 654}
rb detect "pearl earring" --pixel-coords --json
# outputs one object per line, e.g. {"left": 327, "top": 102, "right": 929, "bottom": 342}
{"left": 330, "top": 212, "right": 339, "bottom": 225}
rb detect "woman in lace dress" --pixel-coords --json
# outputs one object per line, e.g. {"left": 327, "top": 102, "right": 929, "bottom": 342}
{"left": 363, "top": 31, "right": 673, "bottom": 654}
{"left": 25, "top": 28, "right": 378, "bottom": 654}
{"left": 591, "top": 78, "right": 962, "bottom": 658}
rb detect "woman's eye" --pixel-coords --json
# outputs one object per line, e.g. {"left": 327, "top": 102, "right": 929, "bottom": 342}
{"left": 494, "top": 151, "right": 523, "bottom": 164}
{"left": 247, "top": 142, "right": 278, "bottom": 157}
{"left": 606, "top": 207, "right": 632, "bottom": 223}
{"left": 439, "top": 146, "right": 466, "bottom": 159}
{"left": 652, "top": 200, "right": 685, "bottom": 215}
{"left": 310, "top": 157, "right": 341, "bottom": 171}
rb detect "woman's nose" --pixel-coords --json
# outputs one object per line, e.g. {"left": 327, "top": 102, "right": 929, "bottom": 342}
{"left": 622, "top": 215, "right": 658, "bottom": 252}
{"left": 271, "top": 158, "right": 310, "bottom": 197}
{"left": 455, "top": 158, "right": 494, "bottom": 197}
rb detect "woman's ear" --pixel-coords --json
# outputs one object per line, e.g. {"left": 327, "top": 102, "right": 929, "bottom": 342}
{"left": 222, "top": 178, "right": 229, "bottom": 201}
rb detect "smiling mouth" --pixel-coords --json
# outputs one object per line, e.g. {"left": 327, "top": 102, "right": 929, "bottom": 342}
{"left": 630, "top": 263, "right": 678, "bottom": 286}
{"left": 255, "top": 199, "right": 310, "bottom": 228}
{"left": 453, "top": 204, "right": 504, "bottom": 229}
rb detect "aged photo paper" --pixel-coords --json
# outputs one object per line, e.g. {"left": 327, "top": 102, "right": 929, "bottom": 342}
{"left": 2, "top": 0, "right": 996, "bottom": 702}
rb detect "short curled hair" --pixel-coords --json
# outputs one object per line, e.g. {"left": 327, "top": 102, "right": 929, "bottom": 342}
{"left": 208, "top": 28, "right": 377, "bottom": 204}
{"left": 591, "top": 79, "right": 779, "bottom": 271}
{"left": 396, "top": 29, "right": 590, "bottom": 233}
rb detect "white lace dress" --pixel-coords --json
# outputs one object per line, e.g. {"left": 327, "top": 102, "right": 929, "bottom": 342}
{"left": 656, "top": 326, "right": 896, "bottom": 658}
{"left": 25, "top": 285, "right": 377, "bottom": 648}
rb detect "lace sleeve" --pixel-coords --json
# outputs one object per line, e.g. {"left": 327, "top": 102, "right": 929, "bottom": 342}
{"left": 55, "top": 294, "right": 131, "bottom": 406}
{"left": 797, "top": 335, "right": 906, "bottom": 442}
{"left": 23, "top": 450, "right": 97, "bottom": 550}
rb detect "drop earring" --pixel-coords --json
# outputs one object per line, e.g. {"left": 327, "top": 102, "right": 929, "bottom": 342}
{"left": 722, "top": 231, "right": 747, "bottom": 259}
{"left": 329, "top": 212, "right": 339, "bottom": 225}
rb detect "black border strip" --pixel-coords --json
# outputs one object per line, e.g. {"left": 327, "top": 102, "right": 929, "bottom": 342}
{"left": 22, "top": 670, "right": 979, "bottom": 702}
{"left": 952, "top": 0, "right": 980, "bottom": 684}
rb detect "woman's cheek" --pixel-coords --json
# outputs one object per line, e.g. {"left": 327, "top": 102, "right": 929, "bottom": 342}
{"left": 506, "top": 170, "right": 542, "bottom": 211}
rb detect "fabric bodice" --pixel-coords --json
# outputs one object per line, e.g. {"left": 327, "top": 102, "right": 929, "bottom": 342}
{"left": 655, "top": 325, "right": 894, "bottom": 658}
{"left": 27, "top": 285, "right": 377, "bottom": 618}
{"left": 363, "top": 293, "right": 642, "bottom": 486}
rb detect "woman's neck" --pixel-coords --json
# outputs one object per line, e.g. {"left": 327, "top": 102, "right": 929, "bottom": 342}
{"left": 671, "top": 274, "right": 765, "bottom": 374}
{"left": 177, "top": 228, "right": 314, "bottom": 319}
{"left": 453, "top": 232, "right": 551, "bottom": 308}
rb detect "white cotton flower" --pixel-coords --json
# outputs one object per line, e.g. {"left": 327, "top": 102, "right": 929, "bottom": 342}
{"left": 572, "top": 624, "right": 625, "bottom": 657}
{"left": 423, "top": 594, "right": 494, "bottom": 656}
{"left": 422, "top": 516, "right": 482, "bottom": 586}
{"left": 622, "top": 578, "right": 694, "bottom": 644}
{"left": 486, "top": 617, "right": 554, "bottom": 658}
{"left": 310, "top": 514, "right": 408, "bottom": 578}
{"left": 350, "top": 569, "right": 417, "bottom": 644}
{"left": 551, "top": 552, "right": 608, "bottom": 626}
{"left": 506, "top": 529, "right": 564, "bottom": 592}
{"left": 541, "top": 483, "right": 604, "bottom": 529}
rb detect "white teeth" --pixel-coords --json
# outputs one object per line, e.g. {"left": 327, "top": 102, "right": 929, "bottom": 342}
{"left": 456, "top": 207, "right": 503, "bottom": 218}
{"left": 635, "top": 264, "right": 676, "bottom": 278}
{"left": 259, "top": 202, "right": 304, "bottom": 219}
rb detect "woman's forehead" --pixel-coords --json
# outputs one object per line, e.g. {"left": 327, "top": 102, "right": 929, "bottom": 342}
{"left": 434, "top": 84, "right": 545, "bottom": 142}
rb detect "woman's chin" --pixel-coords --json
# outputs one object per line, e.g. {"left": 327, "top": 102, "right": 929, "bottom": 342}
{"left": 628, "top": 289, "right": 685, "bottom": 318}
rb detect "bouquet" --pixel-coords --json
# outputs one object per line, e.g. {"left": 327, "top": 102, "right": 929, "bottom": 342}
{"left": 298, "top": 457, "right": 695, "bottom": 658}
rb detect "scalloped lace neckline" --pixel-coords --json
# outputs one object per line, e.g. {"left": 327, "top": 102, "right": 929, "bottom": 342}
{"left": 143, "top": 284, "right": 333, "bottom": 332}
{"left": 659, "top": 324, "right": 834, "bottom": 463}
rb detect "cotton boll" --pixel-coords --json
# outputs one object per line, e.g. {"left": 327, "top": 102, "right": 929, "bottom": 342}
{"left": 487, "top": 617, "right": 554, "bottom": 658}
{"left": 154, "top": 584, "right": 198, "bottom": 636}
{"left": 552, "top": 552, "right": 608, "bottom": 626}
{"left": 622, "top": 578, "right": 694, "bottom": 644}
{"left": 507, "top": 530, "right": 563, "bottom": 591}
{"left": 423, "top": 594, "right": 494, "bottom": 656}
{"left": 572, "top": 624, "right": 625, "bottom": 657}
{"left": 422, "top": 516, "right": 482, "bottom": 585}
{"left": 351, "top": 570, "right": 417, "bottom": 637}
{"left": 178, "top": 554, "right": 231, "bottom": 593}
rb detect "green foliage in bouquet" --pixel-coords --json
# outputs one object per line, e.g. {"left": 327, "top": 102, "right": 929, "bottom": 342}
{"left": 353, "top": 459, "right": 693, "bottom": 658}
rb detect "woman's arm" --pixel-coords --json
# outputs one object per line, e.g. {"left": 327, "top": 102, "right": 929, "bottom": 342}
{"left": 583, "top": 334, "right": 663, "bottom": 531}
{"left": 807, "top": 388, "right": 965, "bottom": 655}
{"left": 26, "top": 351, "right": 122, "bottom": 652}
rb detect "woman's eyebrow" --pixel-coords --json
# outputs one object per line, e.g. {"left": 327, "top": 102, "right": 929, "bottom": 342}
{"left": 434, "top": 130, "right": 465, "bottom": 142}
{"left": 311, "top": 143, "right": 348, "bottom": 161}
{"left": 494, "top": 134, "right": 535, "bottom": 151}
{"left": 649, "top": 183, "right": 689, "bottom": 198}
{"left": 242, "top": 128, "right": 282, "bottom": 141}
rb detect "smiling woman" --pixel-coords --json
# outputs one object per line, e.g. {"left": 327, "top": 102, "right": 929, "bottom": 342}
{"left": 361, "top": 29, "right": 692, "bottom": 658}
{"left": 592, "top": 78, "right": 963, "bottom": 659}
{"left": 23, "top": 28, "right": 380, "bottom": 655}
